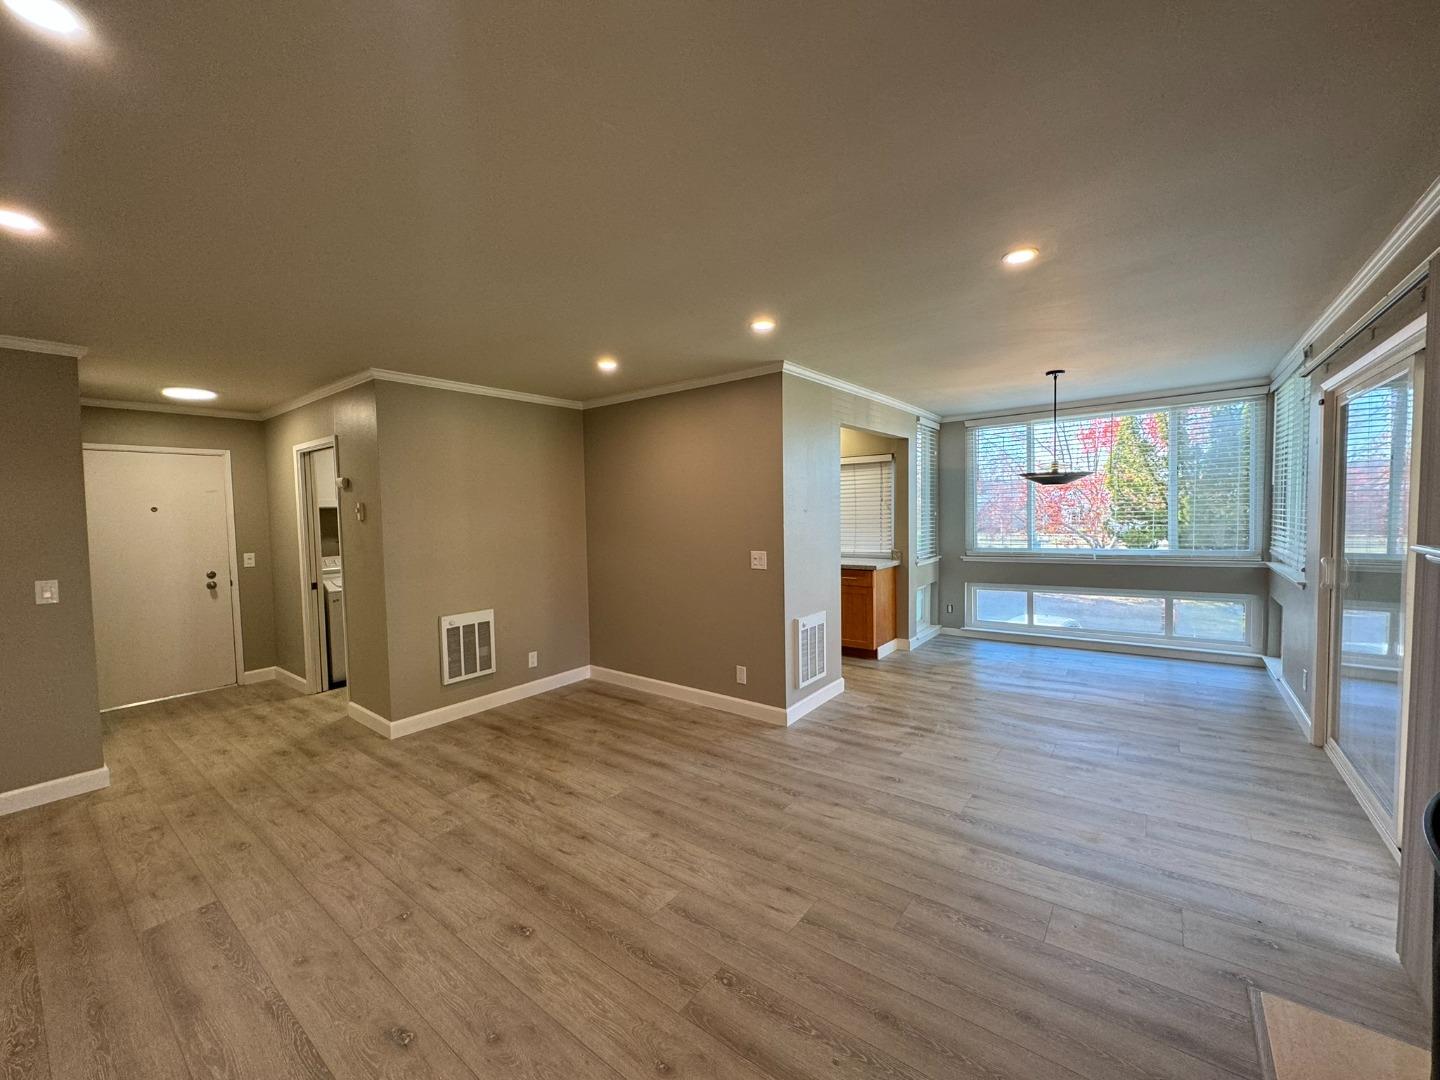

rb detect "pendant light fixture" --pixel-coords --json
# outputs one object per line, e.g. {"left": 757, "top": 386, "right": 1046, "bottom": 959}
{"left": 1021, "top": 369, "right": 1092, "bottom": 486}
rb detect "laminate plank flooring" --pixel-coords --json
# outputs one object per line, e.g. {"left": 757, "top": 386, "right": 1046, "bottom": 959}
{"left": 0, "top": 637, "right": 1425, "bottom": 1079}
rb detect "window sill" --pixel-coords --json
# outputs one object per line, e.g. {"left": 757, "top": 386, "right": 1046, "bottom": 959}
{"left": 961, "top": 553, "right": 1264, "bottom": 568}
{"left": 1266, "top": 561, "right": 1308, "bottom": 588}
{"left": 957, "top": 626, "right": 1264, "bottom": 666}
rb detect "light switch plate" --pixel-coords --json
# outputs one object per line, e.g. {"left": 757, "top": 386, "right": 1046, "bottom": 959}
{"left": 243, "top": 552, "right": 256, "bottom": 567}
{"left": 749, "top": 550, "right": 767, "bottom": 570}
{"left": 34, "top": 580, "right": 59, "bottom": 604}
{"left": 735, "top": 665, "right": 747, "bottom": 685}
{"left": 528, "top": 651, "right": 539, "bottom": 669}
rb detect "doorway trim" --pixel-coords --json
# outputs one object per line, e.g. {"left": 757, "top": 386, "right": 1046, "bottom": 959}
{"left": 82, "top": 443, "right": 246, "bottom": 681}
{"left": 293, "top": 435, "right": 337, "bottom": 694}
{"left": 1314, "top": 316, "right": 1426, "bottom": 854}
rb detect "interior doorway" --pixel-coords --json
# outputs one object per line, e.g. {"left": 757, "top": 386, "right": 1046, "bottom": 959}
{"left": 1318, "top": 340, "right": 1423, "bottom": 851}
{"left": 294, "top": 438, "right": 347, "bottom": 693}
{"left": 82, "top": 444, "right": 243, "bottom": 709}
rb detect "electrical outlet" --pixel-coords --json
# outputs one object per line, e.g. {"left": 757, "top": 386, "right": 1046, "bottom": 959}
{"left": 1301, "top": 668, "right": 1308, "bottom": 692}
{"left": 243, "top": 552, "right": 256, "bottom": 567}
{"left": 946, "top": 603, "right": 954, "bottom": 614}
{"left": 735, "top": 665, "right": 747, "bottom": 685}
{"left": 528, "top": 651, "right": 539, "bottom": 669}
{"left": 749, "top": 550, "right": 768, "bottom": 570}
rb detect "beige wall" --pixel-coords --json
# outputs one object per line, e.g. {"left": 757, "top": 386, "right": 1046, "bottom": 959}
{"left": 938, "top": 419, "right": 1271, "bottom": 638}
{"left": 373, "top": 381, "right": 590, "bottom": 720}
{"left": 0, "top": 351, "right": 105, "bottom": 794}
{"left": 264, "top": 383, "right": 391, "bottom": 717}
{"left": 783, "top": 374, "right": 933, "bottom": 706}
{"left": 79, "top": 407, "right": 277, "bottom": 670}
{"left": 585, "top": 375, "right": 787, "bottom": 706}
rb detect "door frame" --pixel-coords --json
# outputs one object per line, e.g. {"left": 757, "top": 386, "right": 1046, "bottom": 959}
{"left": 82, "top": 443, "right": 246, "bottom": 689}
{"left": 1315, "top": 316, "right": 1426, "bottom": 853}
{"left": 293, "top": 435, "right": 338, "bottom": 694}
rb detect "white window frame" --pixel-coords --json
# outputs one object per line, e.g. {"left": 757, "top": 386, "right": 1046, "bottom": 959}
{"left": 915, "top": 420, "right": 940, "bottom": 563}
{"left": 840, "top": 453, "right": 895, "bottom": 558}
{"left": 964, "top": 390, "right": 1266, "bottom": 562}
{"left": 965, "top": 582, "right": 1260, "bottom": 653}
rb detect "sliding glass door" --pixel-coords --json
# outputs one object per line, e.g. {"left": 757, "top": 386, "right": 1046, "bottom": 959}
{"left": 1327, "top": 359, "right": 1414, "bottom": 844}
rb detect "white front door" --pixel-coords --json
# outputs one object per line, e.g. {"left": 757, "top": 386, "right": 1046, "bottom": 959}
{"left": 83, "top": 448, "right": 239, "bottom": 709}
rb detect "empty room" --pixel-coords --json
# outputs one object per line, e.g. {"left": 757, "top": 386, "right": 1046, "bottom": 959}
{"left": 5, "top": 3, "right": 1440, "bottom": 1079}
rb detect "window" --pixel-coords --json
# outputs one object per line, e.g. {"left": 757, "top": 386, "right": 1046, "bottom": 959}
{"left": 840, "top": 455, "right": 894, "bottom": 556}
{"left": 1269, "top": 371, "right": 1310, "bottom": 572}
{"left": 967, "top": 583, "right": 1255, "bottom": 650}
{"left": 968, "top": 394, "right": 1262, "bottom": 557}
{"left": 915, "top": 422, "right": 939, "bottom": 561}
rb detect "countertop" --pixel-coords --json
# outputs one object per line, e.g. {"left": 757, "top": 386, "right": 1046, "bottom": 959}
{"left": 841, "top": 558, "right": 900, "bottom": 570}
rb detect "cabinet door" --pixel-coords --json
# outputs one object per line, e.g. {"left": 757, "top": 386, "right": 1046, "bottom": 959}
{"left": 872, "top": 567, "right": 897, "bottom": 646}
{"left": 841, "top": 572, "right": 875, "bottom": 648}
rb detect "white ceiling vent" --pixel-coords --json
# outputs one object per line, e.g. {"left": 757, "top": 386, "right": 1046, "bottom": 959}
{"left": 796, "top": 611, "right": 827, "bottom": 689}
{"left": 440, "top": 609, "right": 496, "bottom": 685}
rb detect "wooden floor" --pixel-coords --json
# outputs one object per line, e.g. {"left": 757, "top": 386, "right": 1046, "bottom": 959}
{"left": 1, "top": 637, "right": 1426, "bottom": 1080}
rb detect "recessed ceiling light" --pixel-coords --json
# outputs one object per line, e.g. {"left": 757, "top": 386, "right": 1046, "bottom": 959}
{"left": 1002, "top": 246, "right": 1040, "bottom": 267}
{"left": 3, "top": 0, "right": 86, "bottom": 38}
{"left": 0, "top": 207, "right": 47, "bottom": 236}
{"left": 161, "top": 387, "right": 218, "bottom": 402}
{"left": 749, "top": 315, "right": 777, "bottom": 335}
{"left": 596, "top": 355, "right": 618, "bottom": 373}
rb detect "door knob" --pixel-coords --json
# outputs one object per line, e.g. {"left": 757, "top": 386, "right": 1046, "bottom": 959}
{"left": 206, "top": 570, "right": 217, "bottom": 579}
{"left": 206, "top": 581, "right": 218, "bottom": 590}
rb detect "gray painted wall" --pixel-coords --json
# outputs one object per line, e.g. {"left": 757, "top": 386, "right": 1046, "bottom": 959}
{"left": 79, "top": 407, "right": 277, "bottom": 670}
{"left": 1, "top": 352, "right": 105, "bottom": 793}
{"left": 783, "top": 374, "right": 936, "bottom": 707}
{"left": 585, "top": 374, "right": 787, "bottom": 707}
{"left": 373, "top": 381, "right": 590, "bottom": 721}
{"left": 264, "top": 383, "right": 391, "bottom": 718}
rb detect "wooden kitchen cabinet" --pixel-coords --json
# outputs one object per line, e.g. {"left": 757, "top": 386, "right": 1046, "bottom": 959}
{"left": 841, "top": 565, "right": 897, "bottom": 657}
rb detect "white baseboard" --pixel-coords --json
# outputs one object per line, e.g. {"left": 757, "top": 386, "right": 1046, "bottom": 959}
{"left": 0, "top": 765, "right": 110, "bottom": 817}
{"left": 588, "top": 666, "right": 791, "bottom": 726}
{"left": 786, "top": 678, "right": 845, "bottom": 725}
{"left": 1263, "top": 656, "right": 1313, "bottom": 741}
{"left": 243, "top": 666, "right": 308, "bottom": 691}
{"left": 897, "top": 624, "right": 941, "bottom": 651}
{"left": 942, "top": 626, "right": 1264, "bottom": 667}
{"left": 874, "top": 639, "right": 899, "bottom": 659}
{"left": 347, "top": 666, "right": 592, "bottom": 739}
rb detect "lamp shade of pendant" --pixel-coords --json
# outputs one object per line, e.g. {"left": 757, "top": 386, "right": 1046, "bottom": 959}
{"left": 1021, "top": 370, "right": 1092, "bottom": 486}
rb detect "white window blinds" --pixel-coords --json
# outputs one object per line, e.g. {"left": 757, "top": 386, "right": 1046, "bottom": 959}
{"left": 968, "top": 395, "right": 1262, "bottom": 557}
{"left": 1269, "top": 371, "right": 1310, "bottom": 572}
{"left": 841, "top": 455, "right": 894, "bottom": 556}
{"left": 916, "top": 423, "right": 939, "bottom": 560}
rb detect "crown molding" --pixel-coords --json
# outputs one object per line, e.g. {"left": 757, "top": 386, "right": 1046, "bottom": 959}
{"left": 371, "top": 368, "right": 583, "bottom": 410}
{"left": 780, "top": 362, "right": 941, "bottom": 422}
{"left": 257, "top": 370, "right": 376, "bottom": 420}
{"left": 81, "top": 398, "right": 263, "bottom": 421}
{"left": 940, "top": 377, "right": 1271, "bottom": 426}
{"left": 581, "top": 363, "right": 782, "bottom": 410}
{"left": 249, "top": 359, "right": 942, "bottom": 424}
{"left": 0, "top": 334, "right": 88, "bottom": 358}
{"left": 1271, "top": 172, "right": 1440, "bottom": 381}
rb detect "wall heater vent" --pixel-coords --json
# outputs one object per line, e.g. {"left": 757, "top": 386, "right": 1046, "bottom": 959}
{"left": 440, "top": 609, "right": 496, "bottom": 685}
{"left": 796, "top": 612, "right": 827, "bottom": 689}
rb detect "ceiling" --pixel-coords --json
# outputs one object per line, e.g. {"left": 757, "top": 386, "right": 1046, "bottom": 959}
{"left": 3, "top": 2, "right": 1439, "bottom": 417}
